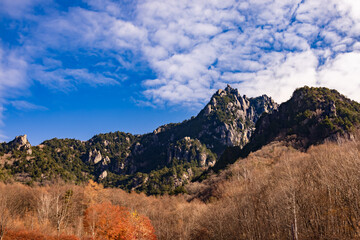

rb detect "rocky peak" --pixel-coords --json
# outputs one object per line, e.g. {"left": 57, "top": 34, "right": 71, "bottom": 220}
{"left": 198, "top": 85, "right": 277, "bottom": 148}
{"left": 224, "top": 84, "right": 239, "bottom": 95}
{"left": 9, "top": 134, "right": 31, "bottom": 151}
{"left": 206, "top": 85, "right": 277, "bottom": 117}
{"left": 211, "top": 85, "right": 240, "bottom": 99}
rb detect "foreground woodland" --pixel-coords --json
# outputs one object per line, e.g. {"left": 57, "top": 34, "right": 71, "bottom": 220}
{"left": 1, "top": 133, "right": 360, "bottom": 239}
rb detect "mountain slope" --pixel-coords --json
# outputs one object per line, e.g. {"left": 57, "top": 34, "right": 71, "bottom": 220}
{"left": 0, "top": 85, "right": 277, "bottom": 194}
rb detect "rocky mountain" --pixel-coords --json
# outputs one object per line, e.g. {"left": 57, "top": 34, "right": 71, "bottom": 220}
{"left": 213, "top": 86, "right": 360, "bottom": 172}
{"left": 120, "top": 85, "right": 277, "bottom": 174}
{"left": 0, "top": 85, "right": 277, "bottom": 194}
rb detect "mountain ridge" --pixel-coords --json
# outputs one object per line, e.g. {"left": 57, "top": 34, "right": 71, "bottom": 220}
{"left": 2, "top": 85, "right": 359, "bottom": 195}
{"left": 0, "top": 85, "right": 277, "bottom": 194}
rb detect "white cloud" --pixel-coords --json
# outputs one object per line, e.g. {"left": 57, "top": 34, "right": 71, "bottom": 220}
{"left": 0, "top": 45, "right": 30, "bottom": 124}
{"left": 0, "top": 0, "right": 47, "bottom": 18}
{"left": 337, "top": 0, "right": 360, "bottom": 21}
{"left": 221, "top": 50, "right": 319, "bottom": 102}
{"left": 34, "top": 7, "right": 147, "bottom": 52}
{"left": 318, "top": 51, "right": 360, "bottom": 102}
{"left": 135, "top": 0, "right": 360, "bottom": 105}
{"left": 10, "top": 100, "right": 47, "bottom": 111}
{"left": 0, "top": 47, "right": 28, "bottom": 96}
{"left": 31, "top": 66, "right": 120, "bottom": 90}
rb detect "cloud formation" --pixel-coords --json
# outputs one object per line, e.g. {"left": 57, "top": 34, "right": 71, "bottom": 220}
{"left": 137, "top": 0, "right": 360, "bottom": 104}
{"left": 10, "top": 100, "right": 48, "bottom": 111}
{"left": 0, "top": 0, "right": 360, "bottom": 115}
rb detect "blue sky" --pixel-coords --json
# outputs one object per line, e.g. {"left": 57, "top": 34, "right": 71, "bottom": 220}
{"left": 1, "top": 0, "right": 360, "bottom": 144}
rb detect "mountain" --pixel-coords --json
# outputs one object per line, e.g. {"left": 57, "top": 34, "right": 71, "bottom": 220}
{"left": 213, "top": 86, "right": 360, "bottom": 171}
{"left": 0, "top": 85, "right": 277, "bottom": 194}
{"left": 5, "top": 86, "right": 358, "bottom": 195}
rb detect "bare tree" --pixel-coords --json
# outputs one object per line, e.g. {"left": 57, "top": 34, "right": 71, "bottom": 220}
{"left": 48, "top": 185, "right": 75, "bottom": 234}
{"left": 36, "top": 189, "right": 52, "bottom": 224}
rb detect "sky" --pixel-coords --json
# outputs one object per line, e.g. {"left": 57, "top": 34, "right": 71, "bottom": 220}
{"left": 1, "top": 0, "right": 360, "bottom": 145}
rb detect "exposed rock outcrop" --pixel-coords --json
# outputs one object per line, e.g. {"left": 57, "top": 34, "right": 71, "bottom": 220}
{"left": 166, "top": 137, "right": 216, "bottom": 167}
{"left": 8, "top": 135, "right": 32, "bottom": 154}
{"left": 99, "top": 170, "right": 108, "bottom": 180}
{"left": 88, "top": 149, "right": 103, "bottom": 164}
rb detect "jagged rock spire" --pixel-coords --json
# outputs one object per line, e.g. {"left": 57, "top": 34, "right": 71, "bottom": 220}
{"left": 7, "top": 134, "right": 32, "bottom": 154}
{"left": 9, "top": 134, "right": 31, "bottom": 150}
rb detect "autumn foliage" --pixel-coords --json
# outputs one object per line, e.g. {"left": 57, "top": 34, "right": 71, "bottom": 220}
{"left": 84, "top": 202, "right": 156, "bottom": 240}
{"left": 132, "top": 212, "right": 157, "bottom": 240}
{"left": 0, "top": 181, "right": 158, "bottom": 240}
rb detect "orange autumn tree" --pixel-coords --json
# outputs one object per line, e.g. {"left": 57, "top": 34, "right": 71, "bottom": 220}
{"left": 84, "top": 180, "right": 104, "bottom": 204}
{"left": 131, "top": 211, "right": 157, "bottom": 240}
{"left": 84, "top": 202, "right": 156, "bottom": 240}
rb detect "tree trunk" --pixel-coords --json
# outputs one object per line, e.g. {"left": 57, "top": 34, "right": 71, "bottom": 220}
{"left": 0, "top": 225, "right": 4, "bottom": 240}
{"left": 292, "top": 192, "right": 298, "bottom": 240}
